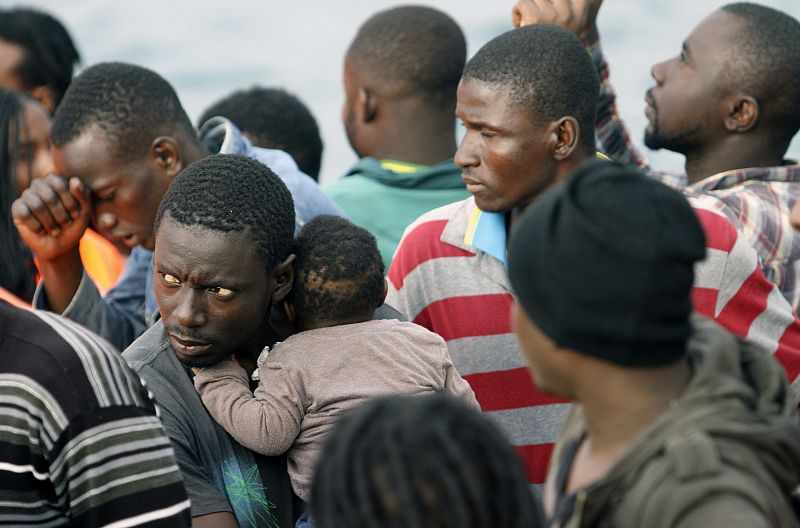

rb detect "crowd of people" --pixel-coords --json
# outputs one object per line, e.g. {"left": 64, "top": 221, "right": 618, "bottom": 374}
{"left": 0, "top": 0, "right": 799, "bottom": 526}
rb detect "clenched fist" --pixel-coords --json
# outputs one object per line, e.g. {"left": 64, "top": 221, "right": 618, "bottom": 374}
{"left": 512, "top": 0, "right": 603, "bottom": 37}
{"left": 11, "top": 174, "right": 91, "bottom": 262}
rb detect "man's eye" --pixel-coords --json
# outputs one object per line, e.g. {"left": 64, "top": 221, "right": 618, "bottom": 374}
{"left": 161, "top": 273, "right": 180, "bottom": 286}
{"left": 96, "top": 189, "right": 115, "bottom": 202}
{"left": 208, "top": 286, "right": 235, "bottom": 298}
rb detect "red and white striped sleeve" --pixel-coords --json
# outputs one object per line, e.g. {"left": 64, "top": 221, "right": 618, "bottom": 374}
{"left": 691, "top": 203, "right": 800, "bottom": 388}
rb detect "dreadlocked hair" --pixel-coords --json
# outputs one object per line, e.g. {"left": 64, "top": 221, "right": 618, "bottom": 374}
{"left": 310, "top": 394, "right": 544, "bottom": 528}
{"left": 289, "top": 215, "right": 384, "bottom": 328}
{"left": 0, "top": 89, "right": 36, "bottom": 301}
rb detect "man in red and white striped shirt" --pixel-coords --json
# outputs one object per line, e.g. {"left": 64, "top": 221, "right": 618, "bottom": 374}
{"left": 388, "top": 25, "right": 800, "bottom": 488}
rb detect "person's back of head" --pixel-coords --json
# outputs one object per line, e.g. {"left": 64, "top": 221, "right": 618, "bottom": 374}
{"left": 0, "top": 7, "right": 80, "bottom": 112}
{"left": 347, "top": 5, "right": 465, "bottom": 108}
{"left": 508, "top": 159, "right": 707, "bottom": 395}
{"left": 198, "top": 87, "right": 323, "bottom": 180}
{"left": 289, "top": 215, "right": 385, "bottom": 330}
{"left": 51, "top": 62, "right": 197, "bottom": 164}
{"left": 311, "top": 393, "right": 544, "bottom": 528}
{"left": 462, "top": 24, "right": 599, "bottom": 155}
{"left": 0, "top": 89, "right": 35, "bottom": 300}
{"left": 719, "top": 2, "right": 800, "bottom": 149}
{"left": 343, "top": 5, "right": 466, "bottom": 161}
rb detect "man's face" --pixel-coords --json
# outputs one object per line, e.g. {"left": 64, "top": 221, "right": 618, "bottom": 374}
{"left": 154, "top": 216, "right": 275, "bottom": 368}
{"left": 511, "top": 302, "right": 573, "bottom": 398}
{"left": 50, "top": 125, "right": 172, "bottom": 250}
{"left": 455, "top": 77, "right": 556, "bottom": 213}
{"left": 12, "top": 98, "right": 52, "bottom": 196}
{"left": 644, "top": 10, "right": 742, "bottom": 153}
{"left": 0, "top": 39, "right": 26, "bottom": 92}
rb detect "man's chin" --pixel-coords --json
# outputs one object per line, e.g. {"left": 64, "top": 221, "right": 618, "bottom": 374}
{"left": 174, "top": 349, "right": 228, "bottom": 369}
{"left": 643, "top": 130, "right": 663, "bottom": 150}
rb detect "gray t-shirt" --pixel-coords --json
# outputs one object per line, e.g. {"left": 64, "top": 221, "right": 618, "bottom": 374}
{"left": 123, "top": 322, "right": 299, "bottom": 528}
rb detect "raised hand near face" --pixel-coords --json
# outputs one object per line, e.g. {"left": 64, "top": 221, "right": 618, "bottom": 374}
{"left": 511, "top": 0, "right": 603, "bottom": 36}
{"left": 11, "top": 174, "right": 91, "bottom": 262}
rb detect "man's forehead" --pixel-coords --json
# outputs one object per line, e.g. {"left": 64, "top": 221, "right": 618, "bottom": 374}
{"left": 156, "top": 217, "right": 259, "bottom": 264}
{"left": 457, "top": 78, "right": 512, "bottom": 108}
{"left": 51, "top": 125, "right": 116, "bottom": 180}
{"left": 687, "top": 9, "right": 744, "bottom": 52}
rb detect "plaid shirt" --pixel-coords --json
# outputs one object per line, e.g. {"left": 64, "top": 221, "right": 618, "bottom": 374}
{"left": 587, "top": 29, "right": 800, "bottom": 310}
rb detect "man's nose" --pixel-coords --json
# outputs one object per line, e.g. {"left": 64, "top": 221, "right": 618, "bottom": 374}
{"left": 454, "top": 132, "right": 479, "bottom": 169}
{"left": 172, "top": 289, "right": 207, "bottom": 329}
{"left": 650, "top": 59, "right": 669, "bottom": 86}
{"left": 94, "top": 211, "right": 118, "bottom": 234}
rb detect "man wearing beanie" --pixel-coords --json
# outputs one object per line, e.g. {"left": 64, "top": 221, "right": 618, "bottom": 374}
{"left": 510, "top": 159, "right": 800, "bottom": 527}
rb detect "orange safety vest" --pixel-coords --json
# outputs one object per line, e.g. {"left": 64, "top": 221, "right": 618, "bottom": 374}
{"left": 79, "top": 229, "right": 126, "bottom": 295}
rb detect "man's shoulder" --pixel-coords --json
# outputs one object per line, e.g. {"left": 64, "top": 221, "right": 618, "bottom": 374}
{"left": 123, "top": 322, "right": 174, "bottom": 375}
{"left": 397, "top": 197, "right": 475, "bottom": 249}
{"left": 388, "top": 197, "right": 476, "bottom": 281}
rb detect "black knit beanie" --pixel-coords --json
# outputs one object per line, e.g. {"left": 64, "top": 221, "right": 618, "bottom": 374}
{"left": 508, "top": 159, "right": 706, "bottom": 366}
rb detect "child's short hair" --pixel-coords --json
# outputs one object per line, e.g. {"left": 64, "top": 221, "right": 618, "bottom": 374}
{"left": 290, "top": 216, "right": 385, "bottom": 324}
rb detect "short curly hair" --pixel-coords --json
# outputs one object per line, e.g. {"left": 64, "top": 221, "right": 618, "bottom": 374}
{"left": 198, "top": 86, "right": 323, "bottom": 180}
{"left": 347, "top": 5, "right": 466, "bottom": 105}
{"left": 155, "top": 154, "right": 295, "bottom": 271}
{"left": 51, "top": 62, "right": 195, "bottom": 163}
{"left": 463, "top": 25, "right": 599, "bottom": 154}
{"left": 290, "top": 215, "right": 384, "bottom": 326}
{"left": 720, "top": 3, "right": 800, "bottom": 144}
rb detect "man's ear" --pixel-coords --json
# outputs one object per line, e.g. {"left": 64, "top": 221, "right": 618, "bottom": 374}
{"left": 149, "top": 137, "right": 184, "bottom": 180}
{"left": 29, "top": 86, "right": 56, "bottom": 114}
{"left": 724, "top": 94, "right": 759, "bottom": 133}
{"left": 359, "top": 87, "right": 377, "bottom": 124}
{"left": 550, "top": 117, "right": 581, "bottom": 161}
{"left": 271, "top": 253, "right": 296, "bottom": 303}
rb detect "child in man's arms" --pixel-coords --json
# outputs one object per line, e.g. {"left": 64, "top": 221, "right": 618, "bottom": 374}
{"left": 193, "top": 215, "right": 478, "bottom": 503}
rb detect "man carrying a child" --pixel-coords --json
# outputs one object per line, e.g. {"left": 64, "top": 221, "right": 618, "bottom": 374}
{"left": 124, "top": 154, "right": 471, "bottom": 528}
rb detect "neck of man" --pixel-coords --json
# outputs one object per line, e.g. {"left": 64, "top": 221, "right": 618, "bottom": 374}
{"left": 183, "top": 138, "right": 212, "bottom": 166}
{"left": 683, "top": 134, "right": 787, "bottom": 184}
{"left": 577, "top": 358, "right": 690, "bottom": 458}
{"left": 509, "top": 150, "right": 590, "bottom": 230}
{"left": 364, "top": 101, "right": 457, "bottom": 166}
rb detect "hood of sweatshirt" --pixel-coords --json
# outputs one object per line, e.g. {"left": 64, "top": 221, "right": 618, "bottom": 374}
{"left": 345, "top": 157, "right": 465, "bottom": 190}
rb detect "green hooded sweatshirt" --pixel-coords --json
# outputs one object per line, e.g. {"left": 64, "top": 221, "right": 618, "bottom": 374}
{"left": 545, "top": 315, "right": 800, "bottom": 528}
{"left": 323, "top": 158, "right": 470, "bottom": 268}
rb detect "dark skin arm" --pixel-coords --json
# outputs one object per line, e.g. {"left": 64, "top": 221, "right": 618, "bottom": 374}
{"left": 11, "top": 175, "right": 91, "bottom": 312}
{"left": 193, "top": 512, "right": 238, "bottom": 528}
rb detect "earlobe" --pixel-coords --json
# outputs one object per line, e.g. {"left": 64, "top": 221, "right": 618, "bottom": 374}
{"left": 724, "top": 95, "right": 758, "bottom": 133}
{"left": 271, "top": 254, "right": 296, "bottom": 303}
{"left": 552, "top": 118, "right": 580, "bottom": 161}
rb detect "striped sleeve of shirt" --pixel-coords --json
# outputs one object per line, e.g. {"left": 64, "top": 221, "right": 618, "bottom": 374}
{"left": 0, "top": 302, "right": 191, "bottom": 527}
{"left": 691, "top": 205, "right": 800, "bottom": 391}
